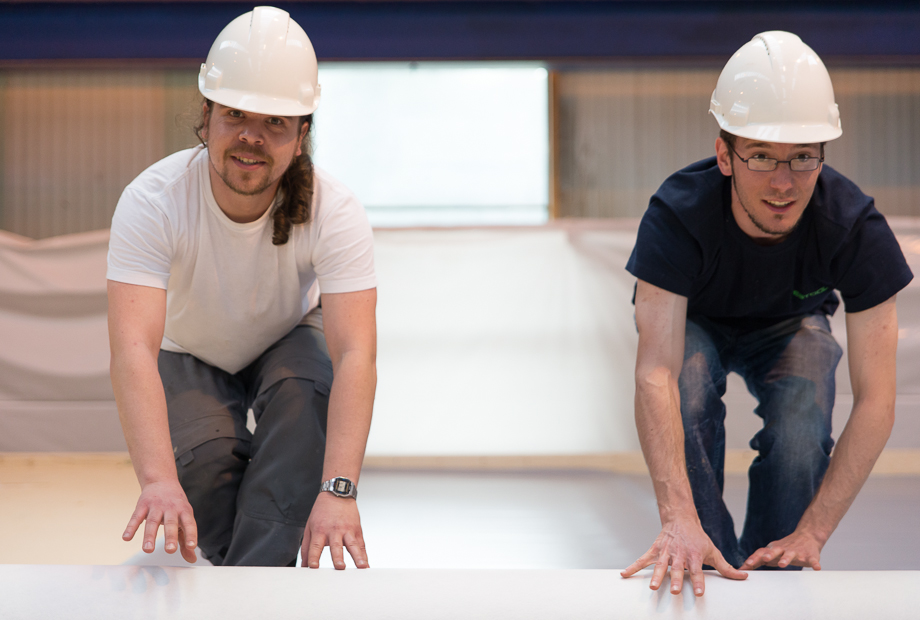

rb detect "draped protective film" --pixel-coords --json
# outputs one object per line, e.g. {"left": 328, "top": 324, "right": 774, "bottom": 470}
{"left": 2, "top": 221, "right": 919, "bottom": 453}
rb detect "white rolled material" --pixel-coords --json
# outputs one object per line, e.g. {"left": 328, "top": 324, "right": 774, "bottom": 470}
{"left": 0, "top": 565, "right": 915, "bottom": 620}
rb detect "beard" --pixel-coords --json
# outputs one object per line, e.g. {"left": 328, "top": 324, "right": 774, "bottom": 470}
{"left": 730, "top": 162, "right": 802, "bottom": 239}
{"left": 211, "top": 147, "right": 279, "bottom": 197}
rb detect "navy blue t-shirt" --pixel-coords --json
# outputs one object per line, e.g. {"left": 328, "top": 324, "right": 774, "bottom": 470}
{"left": 626, "top": 157, "right": 913, "bottom": 326}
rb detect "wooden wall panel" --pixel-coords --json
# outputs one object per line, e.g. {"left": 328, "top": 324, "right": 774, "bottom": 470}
{"left": 1, "top": 65, "right": 918, "bottom": 237}
{"left": 0, "top": 69, "right": 198, "bottom": 239}
{"left": 555, "top": 67, "right": 920, "bottom": 219}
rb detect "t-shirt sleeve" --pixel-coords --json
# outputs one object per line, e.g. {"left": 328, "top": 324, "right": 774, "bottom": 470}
{"left": 106, "top": 187, "right": 174, "bottom": 290}
{"left": 835, "top": 209, "right": 913, "bottom": 313}
{"left": 311, "top": 192, "right": 377, "bottom": 294}
{"left": 626, "top": 198, "right": 703, "bottom": 297}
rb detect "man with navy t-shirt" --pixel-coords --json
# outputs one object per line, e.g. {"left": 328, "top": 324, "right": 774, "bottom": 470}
{"left": 620, "top": 32, "right": 912, "bottom": 597}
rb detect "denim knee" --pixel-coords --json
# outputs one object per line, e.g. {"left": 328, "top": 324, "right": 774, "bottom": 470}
{"left": 680, "top": 321, "right": 727, "bottom": 423}
{"left": 680, "top": 352, "right": 723, "bottom": 423}
{"left": 751, "top": 377, "right": 834, "bottom": 472}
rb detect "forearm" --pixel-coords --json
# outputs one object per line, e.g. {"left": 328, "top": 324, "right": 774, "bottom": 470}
{"left": 796, "top": 396, "right": 894, "bottom": 543}
{"left": 110, "top": 347, "right": 177, "bottom": 487}
{"left": 322, "top": 352, "right": 376, "bottom": 483}
{"left": 635, "top": 372, "right": 698, "bottom": 521}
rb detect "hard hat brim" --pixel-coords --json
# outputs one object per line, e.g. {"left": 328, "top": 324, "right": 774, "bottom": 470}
{"left": 712, "top": 113, "right": 842, "bottom": 145}
{"left": 200, "top": 85, "right": 318, "bottom": 118}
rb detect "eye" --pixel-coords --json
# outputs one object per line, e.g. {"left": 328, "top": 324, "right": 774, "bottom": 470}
{"left": 267, "top": 117, "right": 285, "bottom": 126}
{"left": 750, "top": 153, "right": 770, "bottom": 161}
{"left": 228, "top": 109, "right": 243, "bottom": 118}
{"left": 793, "top": 153, "right": 813, "bottom": 161}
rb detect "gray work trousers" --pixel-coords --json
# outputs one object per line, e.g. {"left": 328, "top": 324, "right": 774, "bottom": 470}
{"left": 158, "top": 324, "right": 333, "bottom": 567}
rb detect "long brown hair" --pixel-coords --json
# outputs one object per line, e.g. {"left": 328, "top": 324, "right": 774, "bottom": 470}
{"left": 195, "top": 100, "right": 315, "bottom": 245}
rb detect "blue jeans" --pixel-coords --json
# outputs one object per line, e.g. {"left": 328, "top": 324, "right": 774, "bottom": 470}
{"left": 679, "top": 313, "right": 842, "bottom": 568}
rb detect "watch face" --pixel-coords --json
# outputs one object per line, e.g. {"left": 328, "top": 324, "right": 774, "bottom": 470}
{"left": 334, "top": 479, "right": 350, "bottom": 494}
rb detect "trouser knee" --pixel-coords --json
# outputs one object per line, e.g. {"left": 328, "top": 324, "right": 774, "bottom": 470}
{"left": 176, "top": 437, "right": 249, "bottom": 563}
{"left": 176, "top": 436, "right": 250, "bottom": 491}
{"left": 243, "top": 378, "right": 328, "bottom": 525}
{"left": 751, "top": 379, "right": 834, "bottom": 474}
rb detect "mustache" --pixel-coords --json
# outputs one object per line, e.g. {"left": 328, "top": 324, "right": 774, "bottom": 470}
{"left": 226, "top": 147, "right": 272, "bottom": 164}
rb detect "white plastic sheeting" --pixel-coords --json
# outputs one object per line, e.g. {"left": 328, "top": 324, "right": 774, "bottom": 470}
{"left": 1, "top": 220, "right": 919, "bottom": 453}
{"left": 0, "top": 565, "right": 916, "bottom": 620}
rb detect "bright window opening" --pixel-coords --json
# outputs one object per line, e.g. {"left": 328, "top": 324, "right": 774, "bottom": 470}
{"left": 312, "top": 63, "right": 549, "bottom": 227}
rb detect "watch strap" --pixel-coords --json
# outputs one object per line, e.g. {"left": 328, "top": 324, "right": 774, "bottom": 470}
{"left": 321, "top": 476, "right": 358, "bottom": 499}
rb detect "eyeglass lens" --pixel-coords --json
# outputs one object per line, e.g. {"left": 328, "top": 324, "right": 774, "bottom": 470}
{"left": 747, "top": 157, "right": 821, "bottom": 172}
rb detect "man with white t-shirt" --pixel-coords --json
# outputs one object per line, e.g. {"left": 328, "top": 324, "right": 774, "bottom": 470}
{"left": 107, "top": 7, "right": 376, "bottom": 568}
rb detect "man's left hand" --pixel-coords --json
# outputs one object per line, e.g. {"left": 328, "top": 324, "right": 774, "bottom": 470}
{"left": 742, "top": 529, "right": 824, "bottom": 570}
{"left": 302, "top": 491, "right": 369, "bottom": 569}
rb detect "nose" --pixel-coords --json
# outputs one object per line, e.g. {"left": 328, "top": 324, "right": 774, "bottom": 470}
{"left": 238, "top": 118, "right": 265, "bottom": 145}
{"left": 769, "top": 162, "right": 794, "bottom": 192}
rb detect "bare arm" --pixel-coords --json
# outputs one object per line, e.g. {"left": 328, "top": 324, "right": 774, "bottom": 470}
{"left": 621, "top": 279, "right": 746, "bottom": 595}
{"left": 743, "top": 296, "right": 898, "bottom": 569}
{"left": 303, "top": 288, "right": 377, "bottom": 569}
{"left": 107, "top": 280, "right": 197, "bottom": 562}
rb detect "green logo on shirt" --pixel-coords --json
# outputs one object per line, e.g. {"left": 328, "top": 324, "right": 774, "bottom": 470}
{"left": 792, "top": 286, "right": 828, "bottom": 300}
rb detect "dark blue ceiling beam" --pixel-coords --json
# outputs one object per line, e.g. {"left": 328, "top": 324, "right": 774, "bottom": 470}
{"left": 1, "top": 2, "right": 918, "bottom": 62}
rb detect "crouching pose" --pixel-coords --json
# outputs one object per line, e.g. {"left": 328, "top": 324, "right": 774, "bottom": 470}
{"left": 107, "top": 6, "right": 377, "bottom": 567}
{"left": 622, "top": 31, "right": 911, "bottom": 595}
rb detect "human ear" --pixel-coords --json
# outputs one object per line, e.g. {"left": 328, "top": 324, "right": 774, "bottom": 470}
{"left": 294, "top": 119, "right": 310, "bottom": 157}
{"left": 715, "top": 137, "right": 733, "bottom": 177}
{"left": 200, "top": 102, "right": 211, "bottom": 141}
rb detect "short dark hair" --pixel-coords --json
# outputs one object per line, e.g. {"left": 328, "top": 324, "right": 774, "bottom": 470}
{"left": 719, "top": 128, "right": 826, "bottom": 158}
{"left": 719, "top": 129, "right": 736, "bottom": 149}
{"left": 194, "top": 99, "right": 315, "bottom": 246}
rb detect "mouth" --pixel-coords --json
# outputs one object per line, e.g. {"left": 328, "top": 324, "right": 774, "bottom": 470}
{"left": 764, "top": 199, "right": 795, "bottom": 214}
{"left": 230, "top": 153, "right": 267, "bottom": 170}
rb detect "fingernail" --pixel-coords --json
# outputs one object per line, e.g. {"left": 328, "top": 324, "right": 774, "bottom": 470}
{"left": 695, "top": 588, "right": 703, "bottom": 595}
{"left": 650, "top": 581, "right": 658, "bottom": 588}
{"left": 143, "top": 542, "right": 153, "bottom": 551}
{"left": 187, "top": 540, "right": 196, "bottom": 548}
{"left": 166, "top": 543, "right": 176, "bottom": 552}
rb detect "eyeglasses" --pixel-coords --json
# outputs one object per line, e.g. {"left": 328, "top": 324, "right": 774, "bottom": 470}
{"left": 726, "top": 143, "right": 824, "bottom": 172}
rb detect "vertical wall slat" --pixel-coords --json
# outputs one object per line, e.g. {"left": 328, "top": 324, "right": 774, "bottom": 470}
{"left": 1, "top": 66, "right": 919, "bottom": 237}
{"left": 556, "top": 67, "right": 920, "bottom": 219}
{"left": 2, "top": 70, "right": 169, "bottom": 239}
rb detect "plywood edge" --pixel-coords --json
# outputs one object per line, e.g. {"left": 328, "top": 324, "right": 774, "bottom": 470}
{"left": 2, "top": 449, "right": 918, "bottom": 475}
{"left": 0, "top": 452, "right": 133, "bottom": 467}
{"left": 363, "top": 449, "right": 920, "bottom": 475}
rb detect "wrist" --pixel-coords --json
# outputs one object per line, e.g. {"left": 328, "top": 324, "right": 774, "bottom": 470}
{"left": 137, "top": 465, "right": 180, "bottom": 489}
{"left": 658, "top": 497, "right": 700, "bottom": 523}
{"left": 793, "top": 522, "right": 831, "bottom": 547}
{"left": 321, "top": 476, "right": 358, "bottom": 499}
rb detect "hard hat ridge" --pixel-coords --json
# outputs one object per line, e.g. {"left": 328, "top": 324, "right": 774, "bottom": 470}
{"left": 198, "top": 6, "right": 321, "bottom": 117}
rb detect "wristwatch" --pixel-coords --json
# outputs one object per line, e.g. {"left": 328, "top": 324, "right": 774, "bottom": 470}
{"left": 321, "top": 476, "right": 358, "bottom": 499}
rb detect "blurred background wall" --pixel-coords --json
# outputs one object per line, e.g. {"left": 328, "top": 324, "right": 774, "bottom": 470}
{"left": 2, "top": 1, "right": 919, "bottom": 238}
{"left": 1, "top": 1, "right": 919, "bottom": 455}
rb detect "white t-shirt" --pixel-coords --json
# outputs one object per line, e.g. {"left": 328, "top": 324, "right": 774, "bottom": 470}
{"left": 107, "top": 146, "right": 376, "bottom": 374}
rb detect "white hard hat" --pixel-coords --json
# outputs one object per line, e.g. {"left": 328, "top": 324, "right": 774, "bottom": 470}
{"left": 709, "top": 31, "right": 842, "bottom": 143}
{"left": 198, "top": 6, "right": 321, "bottom": 116}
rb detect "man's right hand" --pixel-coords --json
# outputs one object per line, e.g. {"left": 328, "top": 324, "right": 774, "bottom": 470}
{"left": 620, "top": 516, "right": 747, "bottom": 596}
{"left": 123, "top": 480, "right": 199, "bottom": 563}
